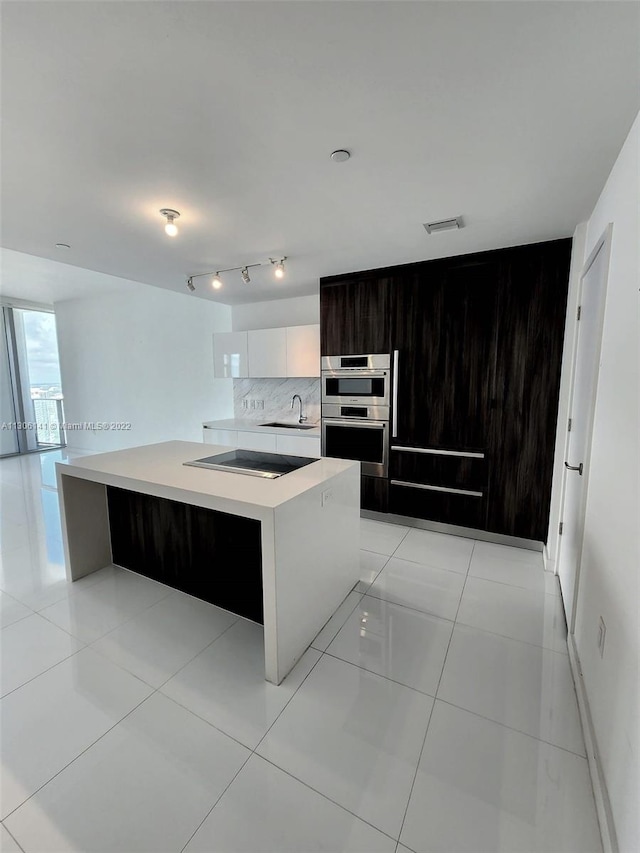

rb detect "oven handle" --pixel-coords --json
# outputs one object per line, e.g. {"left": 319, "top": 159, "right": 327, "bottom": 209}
{"left": 322, "top": 418, "right": 388, "bottom": 430}
{"left": 392, "top": 350, "right": 399, "bottom": 438}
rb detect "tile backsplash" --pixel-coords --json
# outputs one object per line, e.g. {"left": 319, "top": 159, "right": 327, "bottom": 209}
{"left": 233, "top": 378, "right": 321, "bottom": 424}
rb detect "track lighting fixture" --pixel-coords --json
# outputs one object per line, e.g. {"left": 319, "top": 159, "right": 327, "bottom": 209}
{"left": 186, "top": 256, "right": 288, "bottom": 292}
{"left": 270, "top": 257, "right": 286, "bottom": 279}
{"left": 160, "top": 208, "right": 180, "bottom": 237}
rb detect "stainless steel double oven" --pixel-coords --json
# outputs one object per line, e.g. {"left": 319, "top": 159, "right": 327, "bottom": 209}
{"left": 321, "top": 354, "right": 390, "bottom": 477}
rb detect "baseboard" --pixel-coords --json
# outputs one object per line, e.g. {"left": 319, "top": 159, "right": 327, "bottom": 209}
{"left": 567, "top": 634, "right": 618, "bottom": 853}
{"left": 360, "top": 509, "right": 543, "bottom": 551}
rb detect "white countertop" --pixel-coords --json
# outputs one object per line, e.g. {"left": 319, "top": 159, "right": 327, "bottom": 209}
{"left": 203, "top": 418, "right": 321, "bottom": 437}
{"left": 56, "top": 440, "right": 353, "bottom": 512}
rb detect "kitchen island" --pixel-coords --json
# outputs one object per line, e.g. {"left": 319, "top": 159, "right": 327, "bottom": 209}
{"left": 56, "top": 441, "right": 360, "bottom": 684}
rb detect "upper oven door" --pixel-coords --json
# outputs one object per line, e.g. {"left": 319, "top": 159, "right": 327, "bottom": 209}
{"left": 322, "top": 370, "right": 390, "bottom": 406}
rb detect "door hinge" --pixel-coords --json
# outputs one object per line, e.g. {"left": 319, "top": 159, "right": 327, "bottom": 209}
{"left": 568, "top": 418, "right": 572, "bottom": 432}
{"left": 559, "top": 522, "right": 564, "bottom": 535}
{"left": 577, "top": 305, "right": 582, "bottom": 321}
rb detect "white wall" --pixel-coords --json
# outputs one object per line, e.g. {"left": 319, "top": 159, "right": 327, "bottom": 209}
{"left": 232, "top": 294, "right": 319, "bottom": 331}
{"left": 572, "top": 114, "right": 638, "bottom": 853}
{"left": 56, "top": 282, "right": 233, "bottom": 452}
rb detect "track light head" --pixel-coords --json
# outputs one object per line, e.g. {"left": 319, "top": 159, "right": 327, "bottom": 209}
{"left": 186, "top": 277, "right": 195, "bottom": 292}
{"left": 271, "top": 257, "right": 286, "bottom": 279}
{"left": 212, "top": 274, "right": 223, "bottom": 290}
{"left": 241, "top": 267, "right": 251, "bottom": 284}
{"left": 160, "top": 208, "right": 180, "bottom": 237}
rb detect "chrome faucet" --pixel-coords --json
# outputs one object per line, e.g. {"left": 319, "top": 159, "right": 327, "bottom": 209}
{"left": 291, "top": 394, "right": 307, "bottom": 423}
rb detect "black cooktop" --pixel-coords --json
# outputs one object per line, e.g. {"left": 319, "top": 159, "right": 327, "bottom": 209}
{"left": 183, "top": 449, "right": 317, "bottom": 479}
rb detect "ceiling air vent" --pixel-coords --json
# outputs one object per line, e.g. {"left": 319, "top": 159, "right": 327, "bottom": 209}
{"left": 423, "top": 216, "right": 464, "bottom": 234}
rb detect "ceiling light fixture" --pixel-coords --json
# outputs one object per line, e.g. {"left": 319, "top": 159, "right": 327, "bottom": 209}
{"left": 159, "top": 208, "right": 180, "bottom": 237}
{"left": 270, "top": 257, "right": 286, "bottom": 279}
{"left": 186, "top": 259, "right": 283, "bottom": 292}
{"left": 330, "top": 149, "right": 351, "bottom": 162}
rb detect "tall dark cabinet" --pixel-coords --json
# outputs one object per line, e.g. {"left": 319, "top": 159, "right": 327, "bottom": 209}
{"left": 320, "top": 238, "right": 571, "bottom": 543}
{"left": 320, "top": 275, "right": 391, "bottom": 355}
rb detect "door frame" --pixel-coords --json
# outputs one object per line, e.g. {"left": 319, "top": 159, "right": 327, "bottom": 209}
{"left": 556, "top": 223, "right": 613, "bottom": 633}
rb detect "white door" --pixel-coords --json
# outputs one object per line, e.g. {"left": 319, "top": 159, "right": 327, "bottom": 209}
{"left": 557, "top": 228, "right": 611, "bottom": 631}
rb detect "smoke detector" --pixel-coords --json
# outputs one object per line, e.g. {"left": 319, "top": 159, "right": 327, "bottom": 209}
{"left": 423, "top": 216, "right": 464, "bottom": 234}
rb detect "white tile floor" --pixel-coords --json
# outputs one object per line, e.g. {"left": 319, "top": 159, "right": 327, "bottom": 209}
{"left": 0, "top": 450, "right": 602, "bottom": 852}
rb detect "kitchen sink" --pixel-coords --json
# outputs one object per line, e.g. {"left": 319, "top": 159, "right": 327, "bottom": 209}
{"left": 260, "top": 422, "right": 317, "bottom": 430}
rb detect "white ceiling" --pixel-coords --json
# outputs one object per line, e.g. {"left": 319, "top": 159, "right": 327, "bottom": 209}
{"left": 1, "top": 1, "right": 638, "bottom": 305}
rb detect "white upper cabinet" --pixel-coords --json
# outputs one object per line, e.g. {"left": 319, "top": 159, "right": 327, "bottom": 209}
{"left": 213, "top": 332, "right": 248, "bottom": 378}
{"left": 286, "top": 324, "right": 320, "bottom": 377}
{"left": 213, "top": 324, "right": 320, "bottom": 378}
{"left": 247, "top": 328, "right": 287, "bottom": 377}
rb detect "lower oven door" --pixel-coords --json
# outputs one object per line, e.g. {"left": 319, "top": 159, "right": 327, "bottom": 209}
{"left": 322, "top": 419, "right": 389, "bottom": 477}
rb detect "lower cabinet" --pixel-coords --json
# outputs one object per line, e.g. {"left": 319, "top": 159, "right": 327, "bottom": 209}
{"left": 275, "top": 433, "right": 321, "bottom": 458}
{"left": 107, "top": 487, "right": 263, "bottom": 623}
{"left": 361, "top": 475, "right": 388, "bottom": 513}
{"left": 202, "top": 425, "right": 321, "bottom": 458}
{"left": 389, "top": 448, "right": 486, "bottom": 528}
{"left": 203, "top": 427, "right": 237, "bottom": 446}
{"left": 389, "top": 482, "right": 485, "bottom": 529}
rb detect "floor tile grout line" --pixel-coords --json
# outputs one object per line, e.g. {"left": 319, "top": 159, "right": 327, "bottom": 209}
{"left": 151, "top": 616, "right": 241, "bottom": 693}
{"left": 452, "top": 615, "right": 569, "bottom": 656}
{"left": 179, "top": 648, "right": 327, "bottom": 853}
{"left": 1, "top": 685, "right": 155, "bottom": 824}
{"left": 393, "top": 686, "right": 438, "bottom": 848}
{"left": 255, "top": 752, "right": 400, "bottom": 845}
{"left": 0, "top": 643, "right": 86, "bottom": 702}
{"left": 0, "top": 611, "right": 34, "bottom": 632}
{"left": 446, "top": 616, "right": 571, "bottom": 657}
{"left": 392, "top": 539, "right": 477, "bottom": 849}
{"left": 36, "top": 573, "right": 180, "bottom": 644}
{"left": 358, "top": 588, "right": 458, "bottom": 624}
{"left": 0, "top": 821, "right": 26, "bottom": 853}
{"left": 433, "top": 695, "right": 589, "bottom": 760}
{"left": 310, "top": 590, "right": 364, "bottom": 651}
{"left": 321, "top": 648, "right": 439, "bottom": 699}
{"left": 465, "top": 569, "right": 562, "bottom": 598}
{"left": 363, "top": 547, "right": 471, "bottom": 577}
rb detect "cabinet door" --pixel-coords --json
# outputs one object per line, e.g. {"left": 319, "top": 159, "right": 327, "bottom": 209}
{"left": 236, "top": 430, "right": 277, "bottom": 452}
{"left": 213, "top": 332, "right": 248, "bottom": 378}
{"left": 286, "top": 324, "right": 320, "bottom": 377}
{"left": 275, "top": 434, "right": 321, "bottom": 458}
{"left": 486, "top": 241, "right": 571, "bottom": 541}
{"left": 203, "top": 428, "right": 237, "bottom": 446}
{"left": 248, "top": 328, "right": 287, "bottom": 377}
{"left": 392, "top": 259, "right": 499, "bottom": 452}
{"left": 320, "top": 276, "right": 390, "bottom": 355}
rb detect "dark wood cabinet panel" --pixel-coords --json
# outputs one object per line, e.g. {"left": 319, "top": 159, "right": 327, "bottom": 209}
{"left": 361, "top": 475, "right": 388, "bottom": 513}
{"left": 389, "top": 482, "right": 485, "bottom": 529}
{"left": 486, "top": 241, "right": 571, "bottom": 541}
{"left": 320, "top": 276, "right": 390, "bottom": 355}
{"left": 107, "top": 487, "right": 263, "bottom": 623}
{"left": 390, "top": 451, "right": 487, "bottom": 493}
{"left": 392, "top": 259, "right": 499, "bottom": 451}
{"left": 320, "top": 238, "right": 571, "bottom": 542}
